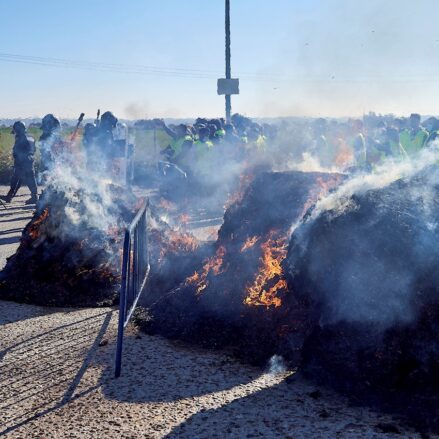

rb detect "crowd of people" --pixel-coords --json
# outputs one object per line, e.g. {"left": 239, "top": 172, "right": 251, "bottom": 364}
{"left": 0, "top": 110, "right": 437, "bottom": 205}
{"left": 0, "top": 111, "right": 127, "bottom": 205}
{"left": 305, "top": 112, "right": 435, "bottom": 171}
{"left": 153, "top": 111, "right": 438, "bottom": 178}
{"left": 154, "top": 113, "right": 270, "bottom": 177}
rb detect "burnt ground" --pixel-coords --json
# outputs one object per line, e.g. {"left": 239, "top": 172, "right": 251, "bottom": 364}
{"left": 0, "top": 186, "right": 433, "bottom": 437}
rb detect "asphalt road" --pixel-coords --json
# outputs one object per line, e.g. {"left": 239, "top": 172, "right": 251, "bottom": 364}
{"left": 0, "top": 186, "right": 37, "bottom": 269}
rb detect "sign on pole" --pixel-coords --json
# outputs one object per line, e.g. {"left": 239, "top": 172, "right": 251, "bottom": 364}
{"left": 217, "top": 78, "right": 240, "bottom": 95}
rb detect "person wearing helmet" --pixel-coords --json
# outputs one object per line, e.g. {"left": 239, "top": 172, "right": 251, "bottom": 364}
{"left": 89, "top": 110, "right": 118, "bottom": 173}
{"left": 159, "top": 121, "right": 193, "bottom": 162}
{"left": 96, "top": 111, "right": 118, "bottom": 151}
{"left": 209, "top": 119, "right": 226, "bottom": 143}
{"left": 191, "top": 126, "right": 213, "bottom": 170}
{"left": 99, "top": 111, "right": 118, "bottom": 131}
{"left": 39, "top": 113, "right": 62, "bottom": 174}
{"left": 0, "top": 121, "right": 38, "bottom": 204}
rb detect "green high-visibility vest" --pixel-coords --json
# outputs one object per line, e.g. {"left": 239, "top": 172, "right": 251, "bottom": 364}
{"left": 399, "top": 129, "right": 428, "bottom": 156}
{"left": 255, "top": 135, "right": 267, "bottom": 152}
{"left": 389, "top": 140, "right": 409, "bottom": 159}
{"left": 194, "top": 139, "right": 213, "bottom": 160}
{"left": 170, "top": 135, "right": 193, "bottom": 158}
{"left": 215, "top": 129, "right": 225, "bottom": 138}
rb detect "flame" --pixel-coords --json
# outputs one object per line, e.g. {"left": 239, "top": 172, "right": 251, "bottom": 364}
{"left": 185, "top": 246, "right": 226, "bottom": 295}
{"left": 28, "top": 208, "right": 50, "bottom": 240}
{"left": 244, "top": 232, "right": 288, "bottom": 308}
{"left": 225, "top": 173, "right": 255, "bottom": 209}
{"left": 161, "top": 230, "right": 199, "bottom": 260}
{"left": 241, "top": 236, "right": 259, "bottom": 252}
{"left": 300, "top": 175, "right": 342, "bottom": 219}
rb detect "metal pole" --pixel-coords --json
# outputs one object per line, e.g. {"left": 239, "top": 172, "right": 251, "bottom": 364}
{"left": 225, "top": 0, "right": 231, "bottom": 123}
{"left": 115, "top": 230, "right": 130, "bottom": 378}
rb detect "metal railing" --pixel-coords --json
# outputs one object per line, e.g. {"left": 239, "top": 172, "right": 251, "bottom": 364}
{"left": 115, "top": 198, "right": 150, "bottom": 377}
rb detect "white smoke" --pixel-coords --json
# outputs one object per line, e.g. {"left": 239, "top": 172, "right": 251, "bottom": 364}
{"left": 40, "top": 132, "right": 122, "bottom": 237}
{"left": 311, "top": 142, "right": 439, "bottom": 220}
{"left": 267, "top": 355, "right": 287, "bottom": 374}
{"left": 289, "top": 142, "right": 439, "bottom": 329}
{"left": 287, "top": 152, "right": 338, "bottom": 174}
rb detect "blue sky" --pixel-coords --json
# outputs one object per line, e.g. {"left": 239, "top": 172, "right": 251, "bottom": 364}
{"left": 0, "top": 0, "right": 438, "bottom": 119}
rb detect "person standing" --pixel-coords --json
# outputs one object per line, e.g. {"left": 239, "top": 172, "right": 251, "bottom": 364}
{"left": 399, "top": 113, "right": 428, "bottom": 156}
{"left": 159, "top": 121, "right": 193, "bottom": 163}
{"left": 88, "top": 110, "right": 118, "bottom": 174}
{"left": 39, "top": 113, "right": 62, "bottom": 174}
{"left": 0, "top": 121, "right": 38, "bottom": 204}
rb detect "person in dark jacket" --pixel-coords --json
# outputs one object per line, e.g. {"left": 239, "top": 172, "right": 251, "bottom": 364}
{"left": 0, "top": 121, "right": 38, "bottom": 204}
{"left": 39, "top": 113, "right": 62, "bottom": 174}
{"left": 87, "top": 111, "right": 118, "bottom": 173}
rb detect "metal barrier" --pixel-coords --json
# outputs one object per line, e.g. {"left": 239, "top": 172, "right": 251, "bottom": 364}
{"left": 115, "top": 198, "right": 150, "bottom": 377}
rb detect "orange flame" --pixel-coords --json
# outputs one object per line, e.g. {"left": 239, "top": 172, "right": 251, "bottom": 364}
{"left": 28, "top": 208, "right": 50, "bottom": 240}
{"left": 225, "top": 173, "right": 255, "bottom": 209}
{"left": 161, "top": 230, "right": 199, "bottom": 260}
{"left": 300, "top": 175, "right": 342, "bottom": 219}
{"left": 240, "top": 236, "right": 259, "bottom": 252}
{"left": 244, "top": 232, "right": 287, "bottom": 308}
{"left": 185, "top": 246, "right": 226, "bottom": 295}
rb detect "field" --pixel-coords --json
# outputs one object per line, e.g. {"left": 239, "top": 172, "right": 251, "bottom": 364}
{"left": 0, "top": 126, "right": 171, "bottom": 184}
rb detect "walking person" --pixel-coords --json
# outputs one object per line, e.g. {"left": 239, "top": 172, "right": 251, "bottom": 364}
{"left": 0, "top": 121, "right": 38, "bottom": 205}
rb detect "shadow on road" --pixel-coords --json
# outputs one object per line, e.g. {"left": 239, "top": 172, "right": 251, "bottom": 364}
{"left": 0, "top": 235, "right": 21, "bottom": 246}
{"left": 0, "top": 310, "right": 112, "bottom": 436}
{"left": 164, "top": 379, "right": 291, "bottom": 438}
{"left": 99, "top": 334, "right": 258, "bottom": 404}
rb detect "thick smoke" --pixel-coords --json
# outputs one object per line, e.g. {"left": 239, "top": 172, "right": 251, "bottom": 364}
{"left": 40, "top": 131, "right": 124, "bottom": 238}
{"left": 310, "top": 143, "right": 439, "bottom": 220}
{"left": 289, "top": 143, "right": 439, "bottom": 329}
{"left": 46, "top": 164, "right": 118, "bottom": 230}
{"left": 267, "top": 355, "right": 287, "bottom": 374}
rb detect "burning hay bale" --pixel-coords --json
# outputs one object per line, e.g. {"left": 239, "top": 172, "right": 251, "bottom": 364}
{"left": 144, "top": 210, "right": 211, "bottom": 304}
{"left": 0, "top": 182, "right": 138, "bottom": 307}
{"left": 138, "top": 170, "right": 343, "bottom": 363}
{"left": 286, "top": 165, "right": 439, "bottom": 420}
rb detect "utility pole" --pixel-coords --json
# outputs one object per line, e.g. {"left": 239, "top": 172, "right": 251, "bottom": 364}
{"left": 217, "top": 0, "right": 239, "bottom": 122}
{"left": 225, "top": 0, "right": 231, "bottom": 122}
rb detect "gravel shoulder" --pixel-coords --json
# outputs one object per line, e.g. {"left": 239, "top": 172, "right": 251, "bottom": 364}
{"left": 0, "top": 300, "right": 428, "bottom": 438}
